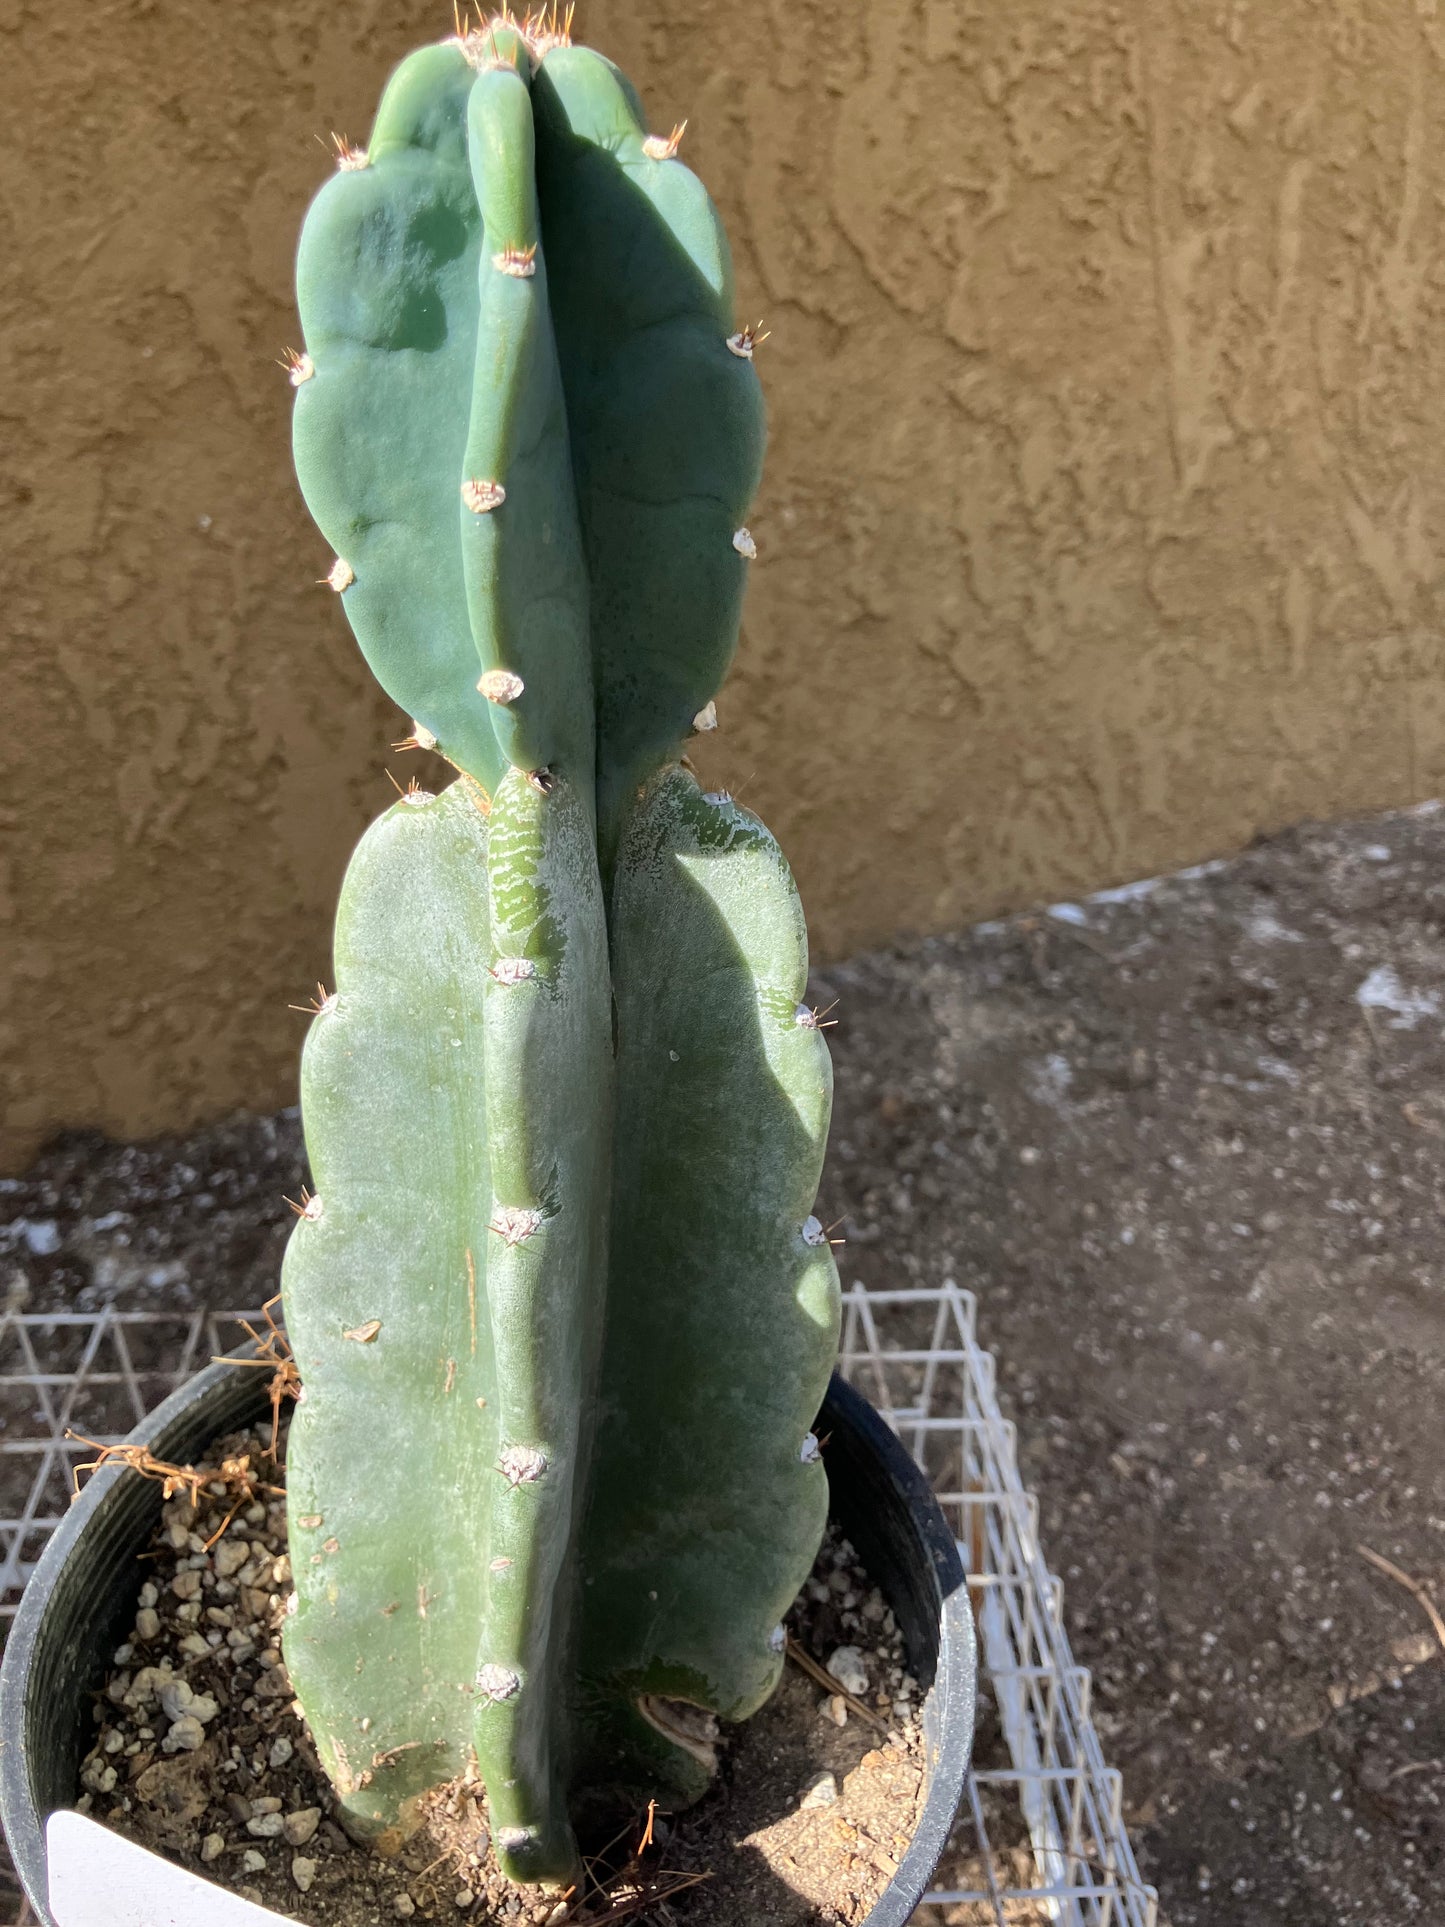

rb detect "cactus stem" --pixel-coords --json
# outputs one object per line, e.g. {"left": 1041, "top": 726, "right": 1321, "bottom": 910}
{"left": 690, "top": 701, "right": 718, "bottom": 735}
{"left": 323, "top": 558, "right": 355, "bottom": 592}
{"left": 726, "top": 322, "right": 770, "bottom": 360}
{"left": 477, "top": 1664, "right": 522, "bottom": 1701}
{"left": 799, "top": 1433, "right": 821, "bottom": 1464}
{"left": 392, "top": 722, "right": 439, "bottom": 754}
{"left": 278, "top": 347, "right": 315, "bottom": 386}
{"left": 288, "top": 981, "right": 337, "bottom": 1017}
{"left": 489, "top": 957, "right": 539, "bottom": 984}
{"left": 497, "top": 1444, "right": 548, "bottom": 1486}
{"left": 492, "top": 244, "right": 539, "bottom": 278}
{"left": 462, "top": 478, "right": 507, "bottom": 514}
{"left": 489, "top": 1204, "right": 545, "bottom": 1245}
{"left": 731, "top": 527, "right": 756, "bottom": 560}
{"left": 477, "top": 667, "right": 525, "bottom": 705}
{"left": 342, "top": 1319, "right": 383, "bottom": 1343}
{"left": 794, "top": 999, "right": 838, "bottom": 1031}
{"left": 329, "top": 132, "right": 370, "bottom": 172}
{"left": 285, "top": 1188, "right": 324, "bottom": 1222}
{"left": 642, "top": 121, "right": 687, "bottom": 161}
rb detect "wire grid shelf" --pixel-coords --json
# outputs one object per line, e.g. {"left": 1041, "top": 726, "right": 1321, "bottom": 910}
{"left": 0, "top": 1285, "right": 1156, "bottom": 1926}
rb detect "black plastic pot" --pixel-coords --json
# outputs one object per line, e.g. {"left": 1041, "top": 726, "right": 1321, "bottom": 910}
{"left": 0, "top": 1361, "right": 974, "bottom": 1926}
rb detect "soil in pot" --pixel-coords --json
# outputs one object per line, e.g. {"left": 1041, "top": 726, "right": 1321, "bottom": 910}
{"left": 74, "top": 1416, "right": 927, "bottom": 1926}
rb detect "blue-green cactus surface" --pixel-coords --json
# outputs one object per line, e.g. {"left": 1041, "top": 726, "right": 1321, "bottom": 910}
{"left": 281, "top": 12, "right": 838, "bottom": 1888}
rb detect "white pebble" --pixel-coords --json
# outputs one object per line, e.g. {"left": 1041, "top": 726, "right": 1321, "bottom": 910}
{"left": 825, "top": 1645, "right": 869, "bottom": 1697}
{"left": 799, "top": 1770, "right": 839, "bottom": 1809}
{"left": 134, "top": 1608, "right": 160, "bottom": 1641}
{"left": 213, "top": 1539, "right": 250, "bottom": 1579}
{"left": 283, "top": 1807, "right": 321, "bottom": 1847}
{"left": 269, "top": 1736, "right": 294, "bottom": 1768}
{"left": 158, "top": 1680, "right": 218, "bottom": 1725}
{"left": 200, "top": 1832, "right": 225, "bottom": 1863}
{"left": 162, "top": 1715, "right": 206, "bottom": 1754}
{"left": 247, "top": 1813, "right": 284, "bottom": 1838}
{"left": 393, "top": 1898, "right": 417, "bottom": 1919}
{"left": 291, "top": 1855, "right": 318, "bottom": 1892}
{"left": 241, "top": 1849, "right": 266, "bottom": 1873}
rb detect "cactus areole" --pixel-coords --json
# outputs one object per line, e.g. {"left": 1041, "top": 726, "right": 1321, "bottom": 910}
{"left": 281, "top": 9, "right": 841, "bottom": 1889}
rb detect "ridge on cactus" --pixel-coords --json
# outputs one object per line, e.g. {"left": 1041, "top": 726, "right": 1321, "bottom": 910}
{"left": 281, "top": 5, "right": 841, "bottom": 1890}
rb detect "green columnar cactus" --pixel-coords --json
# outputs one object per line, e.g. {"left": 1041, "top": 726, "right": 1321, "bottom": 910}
{"left": 281, "top": 10, "right": 838, "bottom": 1891}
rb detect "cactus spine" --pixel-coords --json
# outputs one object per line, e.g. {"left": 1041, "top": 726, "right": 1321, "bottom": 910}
{"left": 282, "top": 11, "right": 838, "bottom": 1888}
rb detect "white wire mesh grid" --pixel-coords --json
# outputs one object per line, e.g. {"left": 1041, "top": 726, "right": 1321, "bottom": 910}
{"left": 0, "top": 1284, "right": 1157, "bottom": 1926}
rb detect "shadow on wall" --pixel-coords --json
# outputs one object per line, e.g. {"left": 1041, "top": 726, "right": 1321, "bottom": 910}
{"left": 4, "top": 0, "right": 1443, "bottom": 1167}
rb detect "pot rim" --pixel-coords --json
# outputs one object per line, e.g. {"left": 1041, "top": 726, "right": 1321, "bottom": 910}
{"left": 1, "top": 1360, "right": 974, "bottom": 1927}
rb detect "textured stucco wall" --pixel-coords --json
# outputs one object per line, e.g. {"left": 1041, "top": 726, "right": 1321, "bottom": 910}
{"left": 4, "top": 0, "right": 1443, "bottom": 1170}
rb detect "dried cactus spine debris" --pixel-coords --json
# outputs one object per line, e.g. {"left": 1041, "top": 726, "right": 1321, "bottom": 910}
{"left": 489, "top": 1204, "right": 544, "bottom": 1245}
{"left": 496, "top": 1445, "right": 548, "bottom": 1487}
{"left": 478, "top": 669, "right": 525, "bottom": 705}
{"left": 642, "top": 120, "right": 686, "bottom": 160}
{"left": 476, "top": 1663, "right": 522, "bottom": 1701}
{"left": 726, "top": 322, "right": 770, "bottom": 359}
{"left": 492, "top": 244, "right": 538, "bottom": 277}
{"left": 329, "top": 133, "right": 369, "bottom": 171}
{"left": 461, "top": 478, "right": 506, "bottom": 514}
{"left": 282, "top": 23, "right": 834, "bottom": 1891}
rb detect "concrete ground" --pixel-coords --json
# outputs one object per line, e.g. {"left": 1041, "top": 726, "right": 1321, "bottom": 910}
{"left": 815, "top": 802, "right": 1445, "bottom": 1925}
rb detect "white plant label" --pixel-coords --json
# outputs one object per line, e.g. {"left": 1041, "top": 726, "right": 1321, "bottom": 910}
{"left": 48, "top": 1810, "right": 293, "bottom": 1926}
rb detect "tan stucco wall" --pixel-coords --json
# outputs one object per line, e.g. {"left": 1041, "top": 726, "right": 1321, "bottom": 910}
{"left": 4, "top": 0, "right": 1443, "bottom": 1170}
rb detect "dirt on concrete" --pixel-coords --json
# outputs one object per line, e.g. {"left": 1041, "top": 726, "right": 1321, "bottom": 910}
{"left": 5, "top": 800, "right": 1445, "bottom": 1924}
{"left": 812, "top": 800, "right": 1445, "bottom": 1926}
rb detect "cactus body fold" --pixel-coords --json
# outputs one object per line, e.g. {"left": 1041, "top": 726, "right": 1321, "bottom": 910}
{"left": 476, "top": 768, "right": 611, "bottom": 1880}
{"left": 282, "top": 782, "right": 499, "bottom": 1846}
{"left": 283, "top": 21, "right": 831, "bottom": 1888}
{"left": 577, "top": 767, "right": 839, "bottom": 1813}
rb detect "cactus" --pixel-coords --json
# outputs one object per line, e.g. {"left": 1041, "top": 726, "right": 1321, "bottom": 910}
{"left": 281, "top": 9, "right": 839, "bottom": 1891}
